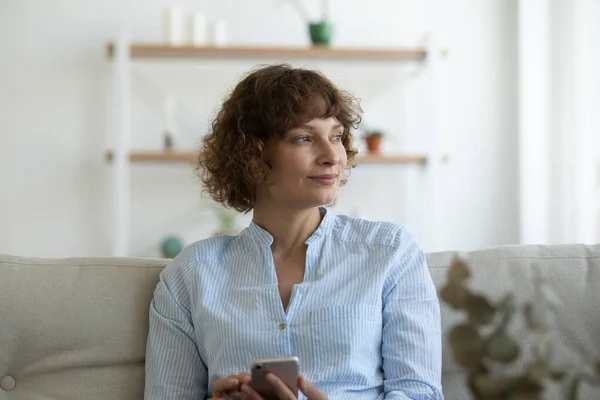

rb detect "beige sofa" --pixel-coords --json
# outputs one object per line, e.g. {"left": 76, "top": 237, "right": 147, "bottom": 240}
{"left": 1, "top": 244, "right": 599, "bottom": 399}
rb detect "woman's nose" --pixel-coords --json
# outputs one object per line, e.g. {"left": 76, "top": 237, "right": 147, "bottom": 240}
{"left": 318, "top": 141, "right": 341, "bottom": 165}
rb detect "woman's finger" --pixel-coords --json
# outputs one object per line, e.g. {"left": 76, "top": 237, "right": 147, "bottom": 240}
{"left": 238, "top": 372, "right": 252, "bottom": 386}
{"left": 213, "top": 376, "right": 240, "bottom": 395}
{"left": 298, "top": 376, "right": 327, "bottom": 400}
{"left": 265, "top": 373, "right": 296, "bottom": 399}
{"left": 224, "top": 391, "right": 248, "bottom": 400}
{"left": 241, "top": 383, "right": 265, "bottom": 400}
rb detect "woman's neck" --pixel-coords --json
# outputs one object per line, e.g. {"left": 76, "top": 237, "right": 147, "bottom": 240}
{"left": 252, "top": 205, "right": 323, "bottom": 255}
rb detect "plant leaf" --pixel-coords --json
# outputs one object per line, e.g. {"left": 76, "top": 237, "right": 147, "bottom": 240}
{"left": 466, "top": 294, "right": 496, "bottom": 325}
{"left": 484, "top": 329, "right": 520, "bottom": 364}
{"left": 448, "top": 257, "right": 471, "bottom": 283}
{"left": 440, "top": 283, "right": 469, "bottom": 309}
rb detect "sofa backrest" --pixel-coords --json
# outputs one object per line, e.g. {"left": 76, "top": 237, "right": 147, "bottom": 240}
{"left": 1, "top": 244, "right": 599, "bottom": 399}
{"left": 0, "top": 256, "right": 166, "bottom": 400}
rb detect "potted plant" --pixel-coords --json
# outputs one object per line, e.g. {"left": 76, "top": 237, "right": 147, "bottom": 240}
{"left": 440, "top": 258, "right": 600, "bottom": 400}
{"left": 364, "top": 130, "right": 385, "bottom": 155}
{"left": 282, "top": 0, "right": 334, "bottom": 47}
{"left": 212, "top": 206, "right": 238, "bottom": 236}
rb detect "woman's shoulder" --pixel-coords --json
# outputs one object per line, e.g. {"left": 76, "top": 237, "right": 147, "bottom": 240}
{"left": 331, "top": 213, "right": 412, "bottom": 248}
{"left": 160, "top": 234, "right": 241, "bottom": 279}
{"left": 187, "top": 234, "right": 242, "bottom": 261}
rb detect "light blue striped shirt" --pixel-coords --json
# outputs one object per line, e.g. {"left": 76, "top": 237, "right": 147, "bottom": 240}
{"left": 145, "top": 208, "right": 443, "bottom": 399}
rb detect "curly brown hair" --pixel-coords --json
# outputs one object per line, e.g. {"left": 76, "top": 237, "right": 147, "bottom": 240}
{"left": 196, "top": 63, "right": 362, "bottom": 213}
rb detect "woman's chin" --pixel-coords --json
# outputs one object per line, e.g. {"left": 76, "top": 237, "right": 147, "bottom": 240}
{"left": 278, "top": 188, "right": 339, "bottom": 209}
{"left": 309, "top": 191, "right": 338, "bottom": 206}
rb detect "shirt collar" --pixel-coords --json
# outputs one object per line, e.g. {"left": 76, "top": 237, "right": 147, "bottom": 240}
{"left": 242, "top": 206, "right": 335, "bottom": 247}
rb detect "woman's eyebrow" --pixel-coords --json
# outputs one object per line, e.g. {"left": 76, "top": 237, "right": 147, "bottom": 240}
{"left": 293, "top": 123, "right": 344, "bottom": 132}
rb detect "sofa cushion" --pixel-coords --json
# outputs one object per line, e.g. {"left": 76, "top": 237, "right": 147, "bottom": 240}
{"left": 0, "top": 255, "right": 167, "bottom": 400}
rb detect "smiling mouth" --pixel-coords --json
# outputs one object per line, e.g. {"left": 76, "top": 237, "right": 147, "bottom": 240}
{"left": 309, "top": 175, "right": 338, "bottom": 185}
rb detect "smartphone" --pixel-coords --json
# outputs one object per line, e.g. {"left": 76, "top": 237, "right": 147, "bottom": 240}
{"left": 250, "top": 356, "right": 299, "bottom": 400}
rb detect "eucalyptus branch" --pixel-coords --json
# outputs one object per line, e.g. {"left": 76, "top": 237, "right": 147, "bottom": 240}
{"left": 441, "top": 257, "right": 600, "bottom": 399}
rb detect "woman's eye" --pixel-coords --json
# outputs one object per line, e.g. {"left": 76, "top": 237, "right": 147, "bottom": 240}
{"left": 332, "top": 134, "right": 343, "bottom": 141}
{"left": 296, "top": 136, "right": 310, "bottom": 143}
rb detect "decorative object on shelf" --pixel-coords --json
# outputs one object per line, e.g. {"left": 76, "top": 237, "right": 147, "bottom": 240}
{"left": 364, "top": 130, "right": 385, "bottom": 155}
{"left": 163, "top": 8, "right": 226, "bottom": 47}
{"left": 209, "top": 20, "right": 227, "bottom": 47}
{"left": 440, "top": 258, "right": 600, "bottom": 400}
{"left": 309, "top": 21, "right": 333, "bottom": 47}
{"left": 163, "top": 133, "right": 174, "bottom": 151}
{"left": 213, "top": 207, "right": 238, "bottom": 236}
{"left": 163, "top": 6, "right": 186, "bottom": 45}
{"left": 190, "top": 12, "right": 207, "bottom": 46}
{"left": 160, "top": 235, "right": 184, "bottom": 259}
{"left": 282, "top": 0, "right": 334, "bottom": 47}
{"left": 162, "top": 96, "right": 178, "bottom": 151}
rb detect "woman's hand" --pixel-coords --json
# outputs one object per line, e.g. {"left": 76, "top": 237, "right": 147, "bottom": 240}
{"left": 210, "top": 373, "right": 253, "bottom": 399}
{"left": 240, "top": 373, "right": 327, "bottom": 400}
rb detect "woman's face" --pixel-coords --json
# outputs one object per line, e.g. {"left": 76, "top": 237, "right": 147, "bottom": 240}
{"left": 256, "top": 117, "right": 348, "bottom": 210}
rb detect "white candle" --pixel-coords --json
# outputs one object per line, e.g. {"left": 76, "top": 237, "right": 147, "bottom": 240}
{"left": 163, "top": 6, "right": 185, "bottom": 45}
{"left": 211, "top": 20, "right": 227, "bottom": 47}
{"left": 190, "top": 13, "right": 207, "bottom": 46}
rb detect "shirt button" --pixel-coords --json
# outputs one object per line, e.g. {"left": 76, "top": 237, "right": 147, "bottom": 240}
{"left": 278, "top": 323, "right": 286, "bottom": 330}
{"left": 0, "top": 375, "right": 16, "bottom": 391}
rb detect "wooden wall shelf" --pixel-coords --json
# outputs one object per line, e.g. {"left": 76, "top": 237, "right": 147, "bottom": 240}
{"left": 105, "top": 151, "right": 428, "bottom": 166}
{"left": 106, "top": 43, "right": 427, "bottom": 62}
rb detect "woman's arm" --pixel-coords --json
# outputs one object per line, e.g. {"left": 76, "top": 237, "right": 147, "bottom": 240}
{"left": 382, "top": 230, "right": 444, "bottom": 400}
{"left": 144, "top": 250, "right": 208, "bottom": 399}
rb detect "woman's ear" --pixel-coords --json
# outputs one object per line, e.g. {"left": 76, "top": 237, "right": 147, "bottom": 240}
{"left": 260, "top": 139, "right": 273, "bottom": 170}
{"left": 259, "top": 144, "right": 275, "bottom": 185}
{"left": 262, "top": 151, "right": 272, "bottom": 170}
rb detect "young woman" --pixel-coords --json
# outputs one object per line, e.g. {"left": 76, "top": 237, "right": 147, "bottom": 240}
{"left": 145, "top": 64, "right": 443, "bottom": 400}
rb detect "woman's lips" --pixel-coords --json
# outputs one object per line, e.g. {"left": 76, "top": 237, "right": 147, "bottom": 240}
{"left": 309, "top": 174, "right": 337, "bottom": 185}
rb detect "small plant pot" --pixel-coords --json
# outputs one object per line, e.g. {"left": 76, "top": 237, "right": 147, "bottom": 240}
{"left": 365, "top": 135, "right": 383, "bottom": 155}
{"left": 309, "top": 21, "right": 333, "bottom": 47}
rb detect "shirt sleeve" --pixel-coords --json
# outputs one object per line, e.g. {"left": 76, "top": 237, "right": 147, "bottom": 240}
{"left": 144, "top": 248, "right": 208, "bottom": 399}
{"left": 382, "top": 229, "right": 444, "bottom": 400}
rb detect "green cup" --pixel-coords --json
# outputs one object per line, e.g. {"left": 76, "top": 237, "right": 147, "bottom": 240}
{"left": 309, "top": 21, "right": 333, "bottom": 47}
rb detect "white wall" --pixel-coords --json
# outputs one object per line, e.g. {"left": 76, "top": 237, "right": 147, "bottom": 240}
{"left": 518, "top": 0, "right": 600, "bottom": 245}
{"left": 0, "top": 0, "right": 520, "bottom": 257}
{"left": 593, "top": 0, "right": 600, "bottom": 238}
